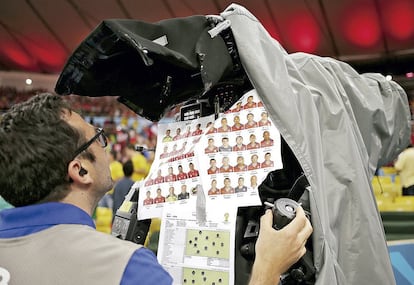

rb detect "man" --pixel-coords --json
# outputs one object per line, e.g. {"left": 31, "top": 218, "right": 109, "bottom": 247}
{"left": 0, "top": 94, "right": 312, "bottom": 285}
{"left": 176, "top": 165, "right": 188, "bottom": 180}
{"left": 164, "top": 166, "right": 177, "bottom": 182}
{"left": 124, "top": 144, "right": 150, "bottom": 182}
{"left": 245, "top": 113, "right": 258, "bottom": 129}
{"left": 220, "top": 156, "right": 234, "bottom": 173}
{"left": 0, "top": 94, "right": 172, "bottom": 284}
{"left": 247, "top": 133, "right": 260, "bottom": 150}
{"left": 154, "top": 188, "right": 166, "bottom": 204}
{"left": 394, "top": 145, "right": 414, "bottom": 195}
{"left": 248, "top": 154, "right": 261, "bottom": 170}
{"left": 207, "top": 158, "right": 219, "bottom": 175}
{"left": 162, "top": 129, "right": 173, "bottom": 142}
{"left": 221, "top": 177, "right": 235, "bottom": 194}
{"left": 165, "top": 187, "right": 177, "bottom": 202}
{"left": 219, "top": 137, "right": 232, "bottom": 152}
{"left": 173, "top": 128, "right": 182, "bottom": 141}
{"left": 187, "top": 162, "right": 199, "bottom": 178}
{"left": 261, "top": 152, "right": 275, "bottom": 168}
{"left": 235, "top": 177, "right": 248, "bottom": 193}
{"left": 208, "top": 179, "right": 221, "bottom": 195}
{"left": 217, "top": 117, "right": 231, "bottom": 133}
{"left": 143, "top": 190, "right": 154, "bottom": 205}
{"left": 234, "top": 156, "right": 248, "bottom": 172}
{"left": 233, "top": 135, "right": 247, "bottom": 151}
{"left": 231, "top": 115, "right": 244, "bottom": 131}
{"left": 260, "top": 130, "right": 274, "bottom": 147}
{"left": 205, "top": 138, "right": 219, "bottom": 154}
{"left": 112, "top": 160, "right": 135, "bottom": 216}
{"left": 243, "top": 95, "right": 257, "bottom": 109}
{"left": 177, "top": 185, "right": 190, "bottom": 200}
{"left": 258, "top": 111, "right": 271, "bottom": 127}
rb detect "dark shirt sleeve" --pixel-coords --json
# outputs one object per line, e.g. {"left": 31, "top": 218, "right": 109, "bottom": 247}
{"left": 121, "top": 247, "right": 173, "bottom": 285}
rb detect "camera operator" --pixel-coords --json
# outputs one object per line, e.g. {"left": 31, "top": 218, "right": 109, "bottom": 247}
{"left": 0, "top": 93, "right": 312, "bottom": 285}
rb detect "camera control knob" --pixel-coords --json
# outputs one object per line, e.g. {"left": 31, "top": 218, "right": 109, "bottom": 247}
{"left": 272, "top": 198, "right": 300, "bottom": 230}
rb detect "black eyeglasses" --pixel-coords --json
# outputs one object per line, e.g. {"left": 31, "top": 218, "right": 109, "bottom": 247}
{"left": 73, "top": 127, "right": 107, "bottom": 158}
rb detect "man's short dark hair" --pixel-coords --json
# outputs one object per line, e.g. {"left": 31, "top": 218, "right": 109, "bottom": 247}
{"left": 122, "top": 160, "right": 134, "bottom": 177}
{"left": 0, "top": 93, "right": 92, "bottom": 206}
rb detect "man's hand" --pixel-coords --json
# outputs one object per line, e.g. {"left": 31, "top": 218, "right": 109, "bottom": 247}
{"left": 249, "top": 206, "right": 313, "bottom": 285}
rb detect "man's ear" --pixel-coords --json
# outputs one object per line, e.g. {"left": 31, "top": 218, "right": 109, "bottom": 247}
{"left": 68, "top": 160, "right": 92, "bottom": 185}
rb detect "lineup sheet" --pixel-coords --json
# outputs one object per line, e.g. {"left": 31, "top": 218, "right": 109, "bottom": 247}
{"left": 137, "top": 89, "right": 284, "bottom": 284}
{"left": 158, "top": 201, "right": 238, "bottom": 285}
{"left": 138, "top": 89, "right": 283, "bottom": 220}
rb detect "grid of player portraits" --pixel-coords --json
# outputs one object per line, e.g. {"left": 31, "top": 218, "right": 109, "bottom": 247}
{"left": 200, "top": 90, "right": 282, "bottom": 197}
{"left": 141, "top": 116, "right": 212, "bottom": 206}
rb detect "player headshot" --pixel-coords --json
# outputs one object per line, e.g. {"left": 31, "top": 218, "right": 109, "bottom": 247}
{"left": 205, "top": 138, "right": 219, "bottom": 154}
{"left": 162, "top": 129, "right": 173, "bottom": 142}
{"left": 154, "top": 188, "right": 165, "bottom": 204}
{"left": 177, "top": 184, "right": 190, "bottom": 200}
{"left": 235, "top": 177, "right": 248, "bottom": 193}
{"left": 219, "top": 156, "right": 234, "bottom": 173}
{"left": 164, "top": 166, "right": 177, "bottom": 182}
{"left": 234, "top": 156, "right": 247, "bottom": 172}
{"left": 208, "top": 158, "right": 219, "bottom": 175}
{"left": 245, "top": 113, "right": 258, "bottom": 129}
{"left": 231, "top": 101, "right": 243, "bottom": 113}
{"left": 177, "top": 165, "right": 188, "bottom": 180}
{"left": 258, "top": 111, "right": 271, "bottom": 127}
{"left": 219, "top": 137, "right": 232, "bottom": 152}
{"left": 250, "top": 175, "right": 258, "bottom": 189}
{"left": 243, "top": 95, "right": 257, "bottom": 109}
{"left": 221, "top": 177, "right": 235, "bottom": 194}
{"left": 231, "top": 115, "right": 244, "bottom": 131}
{"left": 217, "top": 117, "right": 231, "bottom": 133}
{"left": 191, "top": 123, "right": 203, "bottom": 136}
{"left": 143, "top": 190, "right": 154, "bottom": 205}
{"left": 260, "top": 130, "right": 274, "bottom": 147}
{"left": 261, "top": 152, "right": 274, "bottom": 168}
{"left": 173, "top": 128, "right": 182, "bottom": 140}
{"left": 154, "top": 169, "right": 164, "bottom": 184}
{"left": 166, "top": 186, "right": 177, "bottom": 202}
{"left": 187, "top": 162, "right": 199, "bottom": 178}
{"left": 232, "top": 135, "right": 246, "bottom": 151}
{"left": 247, "top": 133, "right": 260, "bottom": 150}
{"left": 248, "top": 154, "right": 261, "bottom": 170}
{"left": 205, "top": 121, "right": 217, "bottom": 134}
{"left": 208, "top": 179, "right": 221, "bottom": 195}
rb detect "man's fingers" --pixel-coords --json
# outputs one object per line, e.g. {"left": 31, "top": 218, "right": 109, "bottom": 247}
{"left": 260, "top": 209, "right": 273, "bottom": 229}
{"left": 283, "top": 206, "right": 307, "bottom": 232}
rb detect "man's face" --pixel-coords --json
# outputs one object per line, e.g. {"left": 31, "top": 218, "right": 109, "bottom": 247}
{"left": 222, "top": 157, "right": 229, "bottom": 165}
{"left": 251, "top": 176, "right": 257, "bottom": 184}
{"left": 66, "top": 111, "right": 113, "bottom": 196}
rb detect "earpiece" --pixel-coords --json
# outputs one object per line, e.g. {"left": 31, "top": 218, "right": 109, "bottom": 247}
{"left": 79, "top": 167, "right": 88, "bottom": 176}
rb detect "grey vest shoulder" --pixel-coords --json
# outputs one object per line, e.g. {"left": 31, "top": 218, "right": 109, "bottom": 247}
{"left": 0, "top": 224, "right": 142, "bottom": 285}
